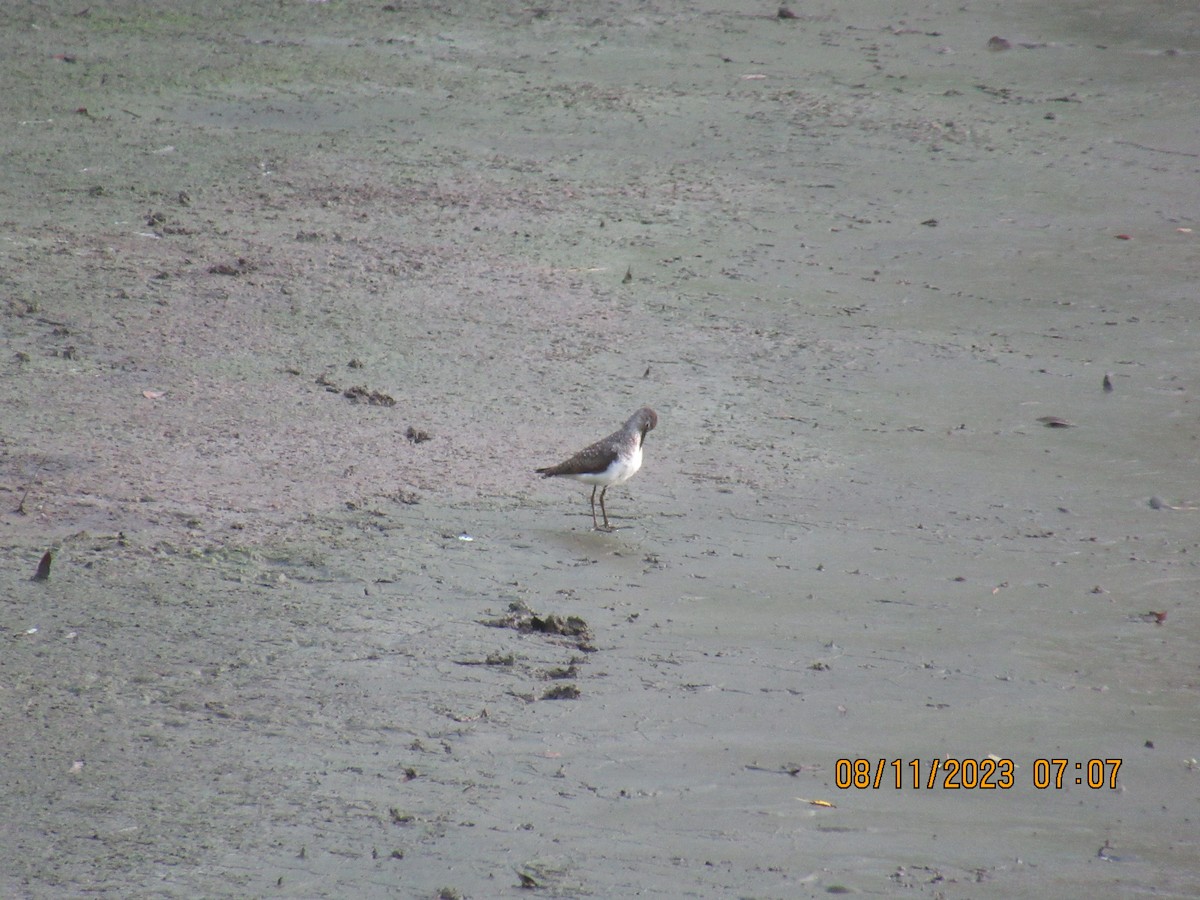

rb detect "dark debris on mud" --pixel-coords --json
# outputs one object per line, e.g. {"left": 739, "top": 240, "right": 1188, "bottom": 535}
{"left": 314, "top": 370, "right": 397, "bottom": 406}
{"left": 473, "top": 600, "right": 597, "bottom": 701}
{"left": 480, "top": 600, "right": 594, "bottom": 652}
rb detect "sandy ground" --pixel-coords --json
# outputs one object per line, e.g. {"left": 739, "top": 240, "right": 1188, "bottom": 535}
{"left": 2, "top": 1, "right": 1200, "bottom": 897}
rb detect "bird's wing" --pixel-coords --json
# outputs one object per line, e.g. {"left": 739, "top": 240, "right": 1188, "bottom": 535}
{"left": 536, "top": 431, "right": 621, "bottom": 477}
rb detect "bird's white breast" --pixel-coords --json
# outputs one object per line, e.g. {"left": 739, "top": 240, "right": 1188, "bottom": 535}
{"left": 609, "top": 443, "right": 643, "bottom": 485}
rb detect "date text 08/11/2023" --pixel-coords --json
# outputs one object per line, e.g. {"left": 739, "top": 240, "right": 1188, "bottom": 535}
{"left": 835, "top": 758, "right": 1122, "bottom": 791}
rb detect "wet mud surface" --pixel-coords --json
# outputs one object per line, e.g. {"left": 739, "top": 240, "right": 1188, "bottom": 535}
{"left": 2, "top": 1, "right": 1199, "bottom": 897}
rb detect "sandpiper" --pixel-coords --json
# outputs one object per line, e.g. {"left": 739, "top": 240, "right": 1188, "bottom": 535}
{"left": 536, "top": 407, "right": 658, "bottom": 530}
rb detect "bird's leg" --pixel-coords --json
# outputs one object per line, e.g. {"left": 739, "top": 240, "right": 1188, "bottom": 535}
{"left": 599, "top": 486, "right": 611, "bottom": 530}
{"left": 589, "top": 485, "right": 599, "bottom": 529}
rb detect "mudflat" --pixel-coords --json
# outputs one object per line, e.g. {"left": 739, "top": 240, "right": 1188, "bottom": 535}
{"left": 3, "top": 1, "right": 1198, "bottom": 897}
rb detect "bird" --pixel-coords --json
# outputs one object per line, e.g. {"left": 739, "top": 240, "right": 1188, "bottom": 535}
{"left": 536, "top": 407, "right": 658, "bottom": 530}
